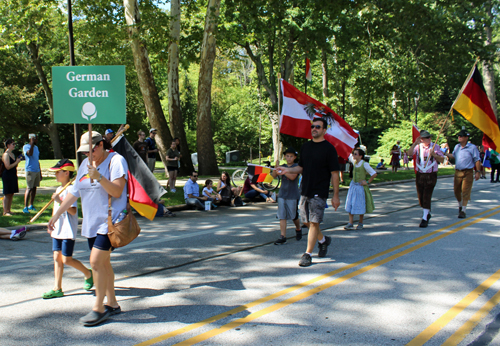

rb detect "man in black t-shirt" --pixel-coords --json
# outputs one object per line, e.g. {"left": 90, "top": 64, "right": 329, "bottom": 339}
{"left": 133, "top": 130, "right": 148, "bottom": 164}
{"left": 278, "top": 118, "right": 341, "bottom": 267}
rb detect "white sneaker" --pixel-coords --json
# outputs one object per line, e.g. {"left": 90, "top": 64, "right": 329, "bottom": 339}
{"left": 171, "top": 188, "right": 176, "bottom": 193}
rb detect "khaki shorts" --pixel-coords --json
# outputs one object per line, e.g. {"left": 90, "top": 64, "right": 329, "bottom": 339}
{"left": 299, "top": 195, "right": 327, "bottom": 224}
{"left": 26, "top": 171, "right": 41, "bottom": 188}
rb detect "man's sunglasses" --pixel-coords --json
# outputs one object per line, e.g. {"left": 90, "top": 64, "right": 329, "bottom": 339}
{"left": 311, "top": 125, "right": 323, "bottom": 129}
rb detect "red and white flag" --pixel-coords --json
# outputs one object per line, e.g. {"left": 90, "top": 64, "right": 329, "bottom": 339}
{"left": 280, "top": 79, "right": 358, "bottom": 159}
{"left": 412, "top": 123, "right": 420, "bottom": 173}
{"left": 305, "top": 58, "right": 312, "bottom": 83}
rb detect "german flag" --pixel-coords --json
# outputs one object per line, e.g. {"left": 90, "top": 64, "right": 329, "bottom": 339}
{"left": 112, "top": 136, "right": 167, "bottom": 220}
{"left": 453, "top": 65, "right": 500, "bottom": 151}
{"left": 247, "top": 164, "right": 274, "bottom": 184}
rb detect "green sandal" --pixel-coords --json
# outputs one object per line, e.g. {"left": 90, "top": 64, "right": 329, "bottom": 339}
{"left": 84, "top": 269, "right": 94, "bottom": 291}
{"left": 42, "top": 289, "right": 64, "bottom": 299}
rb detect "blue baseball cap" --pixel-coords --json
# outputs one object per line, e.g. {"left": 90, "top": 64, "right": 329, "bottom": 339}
{"left": 105, "top": 129, "right": 114, "bottom": 135}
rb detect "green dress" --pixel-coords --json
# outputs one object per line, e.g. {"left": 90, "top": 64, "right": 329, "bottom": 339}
{"left": 352, "top": 160, "right": 375, "bottom": 214}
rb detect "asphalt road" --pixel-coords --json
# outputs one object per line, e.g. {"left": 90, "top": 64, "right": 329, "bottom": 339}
{"left": 2, "top": 176, "right": 500, "bottom": 346}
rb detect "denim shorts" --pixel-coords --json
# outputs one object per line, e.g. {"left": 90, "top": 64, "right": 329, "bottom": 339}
{"left": 52, "top": 238, "right": 75, "bottom": 257}
{"left": 87, "top": 234, "right": 113, "bottom": 251}
{"left": 299, "top": 195, "right": 327, "bottom": 224}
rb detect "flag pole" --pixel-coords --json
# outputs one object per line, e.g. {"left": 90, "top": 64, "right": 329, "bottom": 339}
{"left": 29, "top": 177, "right": 76, "bottom": 223}
{"left": 304, "top": 56, "right": 307, "bottom": 94}
{"left": 30, "top": 126, "right": 129, "bottom": 224}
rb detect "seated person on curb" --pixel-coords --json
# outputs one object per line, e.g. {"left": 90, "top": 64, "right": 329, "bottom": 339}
{"left": 242, "top": 177, "right": 275, "bottom": 203}
{"left": 183, "top": 171, "right": 208, "bottom": 210}
{"left": 376, "top": 159, "right": 387, "bottom": 170}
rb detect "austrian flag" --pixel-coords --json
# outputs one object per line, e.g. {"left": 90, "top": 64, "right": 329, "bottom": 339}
{"left": 279, "top": 79, "right": 358, "bottom": 159}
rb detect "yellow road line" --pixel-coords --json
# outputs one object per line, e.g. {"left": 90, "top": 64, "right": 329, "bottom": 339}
{"left": 442, "top": 286, "right": 500, "bottom": 345}
{"left": 407, "top": 268, "right": 500, "bottom": 346}
{"left": 135, "top": 206, "right": 500, "bottom": 346}
{"left": 172, "top": 208, "right": 500, "bottom": 346}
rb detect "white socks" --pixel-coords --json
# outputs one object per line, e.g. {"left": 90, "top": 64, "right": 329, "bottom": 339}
{"left": 319, "top": 236, "right": 326, "bottom": 244}
{"left": 422, "top": 209, "right": 430, "bottom": 220}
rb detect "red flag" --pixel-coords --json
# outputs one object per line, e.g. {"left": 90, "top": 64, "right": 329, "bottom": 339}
{"left": 412, "top": 124, "right": 420, "bottom": 173}
{"left": 305, "top": 58, "right": 312, "bottom": 83}
{"left": 280, "top": 79, "right": 358, "bottom": 159}
{"left": 453, "top": 65, "right": 500, "bottom": 151}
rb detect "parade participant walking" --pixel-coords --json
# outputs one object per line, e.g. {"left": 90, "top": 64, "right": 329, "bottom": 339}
{"left": 145, "top": 128, "right": 159, "bottom": 172}
{"left": 133, "top": 130, "right": 148, "bottom": 164}
{"left": 43, "top": 159, "right": 93, "bottom": 299}
{"left": 408, "top": 130, "right": 444, "bottom": 227}
{"left": 271, "top": 147, "right": 302, "bottom": 244}
{"left": 445, "top": 129, "right": 481, "bottom": 218}
{"left": 277, "top": 118, "right": 341, "bottom": 267}
{"left": 2, "top": 139, "right": 22, "bottom": 216}
{"left": 184, "top": 171, "right": 208, "bottom": 210}
{"left": 48, "top": 131, "right": 128, "bottom": 326}
{"left": 23, "top": 134, "right": 42, "bottom": 213}
{"left": 344, "top": 148, "right": 377, "bottom": 230}
{"left": 166, "top": 140, "right": 181, "bottom": 193}
{"left": 489, "top": 149, "right": 500, "bottom": 183}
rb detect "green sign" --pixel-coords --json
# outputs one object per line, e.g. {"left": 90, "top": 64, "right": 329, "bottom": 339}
{"left": 52, "top": 65, "right": 126, "bottom": 124}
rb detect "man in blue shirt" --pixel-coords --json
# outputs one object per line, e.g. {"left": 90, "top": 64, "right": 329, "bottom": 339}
{"left": 183, "top": 171, "right": 207, "bottom": 210}
{"left": 23, "top": 134, "right": 42, "bottom": 213}
{"left": 445, "top": 129, "right": 481, "bottom": 218}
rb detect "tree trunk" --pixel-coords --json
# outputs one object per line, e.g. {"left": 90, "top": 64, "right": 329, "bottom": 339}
{"left": 27, "top": 42, "right": 62, "bottom": 159}
{"left": 322, "top": 48, "right": 329, "bottom": 105}
{"left": 482, "top": 1, "right": 497, "bottom": 119}
{"left": 196, "top": 0, "right": 221, "bottom": 175}
{"left": 124, "top": 0, "right": 172, "bottom": 169}
{"left": 168, "top": 0, "right": 194, "bottom": 175}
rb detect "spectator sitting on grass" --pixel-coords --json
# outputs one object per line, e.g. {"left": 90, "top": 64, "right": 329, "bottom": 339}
{"left": 376, "top": 159, "right": 387, "bottom": 170}
{"left": 183, "top": 171, "right": 207, "bottom": 210}
{"left": 242, "top": 177, "right": 275, "bottom": 203}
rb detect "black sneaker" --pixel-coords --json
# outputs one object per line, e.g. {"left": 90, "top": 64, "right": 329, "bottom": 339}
{"left": 427, "top": 213, "right": 431, "bottom": 222}
{"left": 458, "top": 211, "right": 466, "bottom": 218}
{"left": 419, "top": 219, "right": 428, "bottom": 228}
{"left": 299, "top": 253, "right": 312, "bottom": 267}
{"left": 274, "top": 236, "right": 287, "bottom": 245}
{"left": 317, "top": 236, "right": 332, "bottom": 258}
{"left": 295, "top": 230, "right": 302, "bottom": 241}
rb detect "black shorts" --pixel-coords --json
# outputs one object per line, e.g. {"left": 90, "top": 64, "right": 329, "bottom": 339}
{"left": 167, "top": 166, "right": 179, "bottom": 172}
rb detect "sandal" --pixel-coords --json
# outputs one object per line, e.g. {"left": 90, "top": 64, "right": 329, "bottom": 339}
{"left": 83, "top": 269, "right": 94, "bottom": 291}
{"left": 42, "top": 289, "right": 64, "bottom": 299}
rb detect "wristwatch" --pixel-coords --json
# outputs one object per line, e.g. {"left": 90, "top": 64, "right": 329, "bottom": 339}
{"left": 97, "top": 174, "right": 103, "bottom": 182}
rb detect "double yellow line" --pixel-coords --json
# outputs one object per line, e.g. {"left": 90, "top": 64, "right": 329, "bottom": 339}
{"left": 137, "top": 205, "right": 500, "bottom": 346}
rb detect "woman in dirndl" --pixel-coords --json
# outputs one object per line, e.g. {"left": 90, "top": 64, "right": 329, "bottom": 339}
{"left": 344, "top": 148, "right": 377, "bottom": 230}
